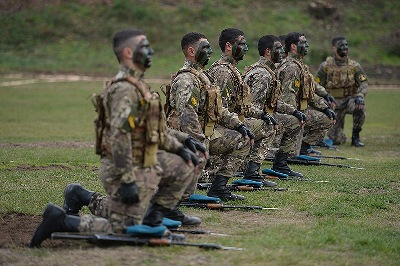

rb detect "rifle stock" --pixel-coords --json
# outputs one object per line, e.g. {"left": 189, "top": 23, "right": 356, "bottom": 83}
{"left": 51, "top": 232, "right": 242, "bottom": 250}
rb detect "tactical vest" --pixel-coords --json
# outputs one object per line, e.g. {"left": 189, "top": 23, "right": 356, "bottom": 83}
{"left": 207, "top": 61, "right": 251, "bottom": 121}
{"left": 94, "top": 76, "right": 166, "bottom": 167}
{"left": 291, "top": 59, "right": 315, "bottom": 111}
{"left": 323, "top": 56, "right": 357, "bottom": 98}
{"left": 243, "top": 63, "right": 281, "bottom": 115}
{"left": 164, "top": 68, "right": 223, "bottom": 137}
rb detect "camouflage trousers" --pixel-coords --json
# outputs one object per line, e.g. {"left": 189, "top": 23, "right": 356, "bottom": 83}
{"left": 267, "top": 112, "right": 302, "bottom": 157}
{"left": 328, "top": 96, "right": 366, "bottom": 144}
{"left": 206, "top": 125, "right": 251, "bottom": 178}
{"left": 294, "top": 107, "right": 334, "bottom": 155}
{"left": 78, "top": 150, "right": 194, "bottom": 234}
{"left": 243, "top": 117, "right": 275, "bottom": 165}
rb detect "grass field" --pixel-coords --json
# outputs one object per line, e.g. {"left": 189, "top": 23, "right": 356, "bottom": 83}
{"left": 0, "top": 78, "right": 399, "bottom": 265}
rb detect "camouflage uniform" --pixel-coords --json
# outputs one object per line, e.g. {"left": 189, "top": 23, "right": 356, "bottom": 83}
{"left": 243, "top": 56, "right": 301, "bottom": 158}
{"left": 206, "top": 54, "right": 275, "bottom": 166}
{"left": 315, "top": 56, "right": 368, "bottom": 144}
{"left": 165, "top": 59, "right": 249, "bottom": 181}
{"left": 80, "top": 66, "right": 194, "bottom": 233}
{"left": 277, "top": 53, "right": 333, "bottom": 155}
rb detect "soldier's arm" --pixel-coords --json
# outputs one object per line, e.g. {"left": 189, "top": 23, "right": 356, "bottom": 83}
{"left": 244, "top": 71, "right": 267, "bottom": 119}
{"left": 314, "top": 61, "right": 328, "bottom": 87}
{"left": 172, "top": 74, "right": 206, "bottom": 142}
{"left": 277, "top": 63, "right": 299, "bottom": 108}
{"left": 218, "top": 107, "right": 243, "bottom": 130}
{"left": 354, "top": 63, "right": 368, "bottom": 97}
{"left": 275, "top": 99, "right": 297, "bottom": 115}
{"left": 108, "top": 84, "right": 137, "bottom": 183}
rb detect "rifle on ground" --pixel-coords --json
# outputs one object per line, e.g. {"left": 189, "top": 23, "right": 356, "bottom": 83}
{"left": 264, "top": 157, "right": 364, "bottom": 170}
{"left": 170, "top": 228, "right": 229, "bottom": 236}
{"left": 197, "top": 182, "right": 286, "bottom": 192}
{"left": 180, "top": 202, "right": 279, "bottom": 211}
{"left": 51, "top": 232, "right": 242, "bottom": 250}
{"left": 309, "top": 155, "right": 360, "bottom": 161}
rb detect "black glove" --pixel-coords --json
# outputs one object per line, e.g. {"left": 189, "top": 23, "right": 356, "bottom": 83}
{"left": 177, "top": 146, "right": 199, "bottom": 166}
{"left": 261, "top": 113, "right": 277, "bottom": 125}
{"left": 324, "top": 94, "right": 336, "bottom": 104}
{"left": 354, "top": 96, "right": 365, "bottom": 105}
{"left": 118, "top": 182, "right": 140, "bottom": 205}
{"left": 184, "top": 137, "right": 206, "bottom": 154}
{"left": 323, "top": 108, "right": 336, "bottom": 120}
{"left": 236, "top": 124, "right": 255, "bottom": 140}
{"left": 292, "top": 110, "right": 307, "bottom": 122}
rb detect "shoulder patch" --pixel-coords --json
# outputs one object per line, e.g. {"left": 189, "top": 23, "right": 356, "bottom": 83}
{"left": 357, "top": 73, "right": 367, "bottom": 82}
{"left": 314, "top": 76, "right": 321, "bottom": 83}
{"left": 188, "top": 95, "right": 198, "bottom": 108}
{"left": 294, "top": 79, "right": 301, "bottom": 88}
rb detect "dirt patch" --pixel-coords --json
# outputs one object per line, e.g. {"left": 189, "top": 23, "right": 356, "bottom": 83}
{"left": 0, "top": 141, "right": 94, "bottom": 149}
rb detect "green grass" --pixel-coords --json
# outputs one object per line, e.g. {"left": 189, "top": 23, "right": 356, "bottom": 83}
{"left": 1, "top": 0, "right": 400, "bottom": 81}
{"left": 0, "top": 79, "right": 399, "bottom": 264}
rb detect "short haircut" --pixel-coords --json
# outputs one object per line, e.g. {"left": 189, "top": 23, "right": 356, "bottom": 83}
{"left": 332, "top": 36, "right": 346, "bottom": 46}
{"left": 113, "top": 29, "right": 144, "bottom": 62}
{"left": 258, "top": 35, "right": 279, "bottom": 56}
{"left": 284, "top": 32, "right": 303, "bottom": 54}
{"left": 181, "top": 32, "right": 206, "bottom": 55}
{"left": 219, "top": 28, "right": 244, "bottom": 52}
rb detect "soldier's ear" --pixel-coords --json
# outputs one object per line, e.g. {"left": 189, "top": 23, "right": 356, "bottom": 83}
{"left": 188, "top": 46, "right": 196, "bottom": 57}
{"left": 122, "top": 47, "right": 133, "bottom": 59}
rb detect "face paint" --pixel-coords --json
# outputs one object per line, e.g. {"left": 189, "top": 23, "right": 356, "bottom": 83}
{"left": 296, "top": 36, "right": 309, "bottom": 56}
{"left": 336, "top": 39, "right": 348, "bottom": 57}
{"left": 271, "top": 41, "right": 284, "bottom": 63}
{"left": 195, "top": 40, "right": 213, "bottom": 66}
{"left": 133, "top": 38, "right": 155, "bottom": 69}
{"left": 232, "top": 36, "right": 248, "bottom": 61}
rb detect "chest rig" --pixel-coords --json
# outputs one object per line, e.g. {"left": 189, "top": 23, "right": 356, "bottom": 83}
{"left": 208, "top": 61, "right": 251, "bottom": 121}
{"left": 324, "top": 56, "right": 357, "bottom": 98}
{"left": 243, "top": 63, "right": 281, "bottom": 115}
{"left": 291, "top": 59, "right": 315, "bottom": 111}
{"left": 164, "top": 68, "right": 222, "bottom": 137}
{"left": 98, "top": 76, "right": 166, "bottom": 167}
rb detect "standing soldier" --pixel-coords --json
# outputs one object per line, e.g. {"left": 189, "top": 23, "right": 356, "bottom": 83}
{"left": 206, "top": 28, "right": 277, "bottom": 187}
{"left": 277, "top": 32, "right": 336, "bottom": 157}
{"left": 165, "top": 32, "right": 253, "bottom": 201}
{"left": 315, "top": 36, "right": 367, "bottom": 147}
{"left": 29, "top": 29, "right": 199, "bottom": 248}
{"left": 243, "top": 35, "right": 303, "bottom": 178}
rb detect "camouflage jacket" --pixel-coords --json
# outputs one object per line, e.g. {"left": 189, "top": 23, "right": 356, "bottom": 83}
{"left": 243, "top": 56, "right": 296, "bottom": 116}
{"left": 205, "top": 54, "right": 253, "bottom": 119}
{"left": 167, "top": 59, "right": 242, "bottom": 141}
{"left": 277, "top": 53, "right": 328, "bottom": 111}
{"left": 315, "top": 56, "right": 368, "bottom": 98}
{"left": 101, "top": 65, "right": 183, "bottom": 182}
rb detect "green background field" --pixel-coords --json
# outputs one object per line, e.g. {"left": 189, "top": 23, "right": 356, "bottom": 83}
{"left": 0, "top": 0, "right": 399, "bottom": 265}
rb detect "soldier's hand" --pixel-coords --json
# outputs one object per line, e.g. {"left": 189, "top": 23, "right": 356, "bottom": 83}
{"left": 292, "top": 110, "right": 307, "bottom": 123}
{"left": 185, "top": 137, "right": 208, "bottom": 158}
{"left": 323, "top": 108, "right": 336, "bottom": 120}
{"left": 324, "top": 94, "right": 337, "bottom": 110}
{"left": 118, "top": 182, "right": 140, "bottom": 205}
{"left": 354, "top": 96, "right": 365, "bottom": 110}
{"left": 261, "top": 113, "right": 277, "bottom": 126}
{"left": 177, "top": 146, "right": 199, "bottom": 166}
{"left": 236, "top": 124, "right": 255, "bottom": 145}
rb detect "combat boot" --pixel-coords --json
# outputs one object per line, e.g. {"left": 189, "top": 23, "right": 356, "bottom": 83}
{"left": 244, "top": 160, "right": 277, "bottom": 187}
{"left": 63, "top": 183, "right": 98, "bottom": 215}
{"left": 142, "top": 203, "right": 171, "bottom": 227}
{"left": 29, "top": 203, "right": 80, "bottom": 248}
{"left": 207, "top": 175, "right": 246, "bottom": 201}
{"left": 164, "top": 207, "right": 201, "bottom": 226}
{"left": 300, "top": 142, "right": 321, "bottom": 156}
{"left": 351, "top": 128, "right": 364, "bottom": 147}
{"left": 272, "top": 151, "right": 303, "bottom": 179}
